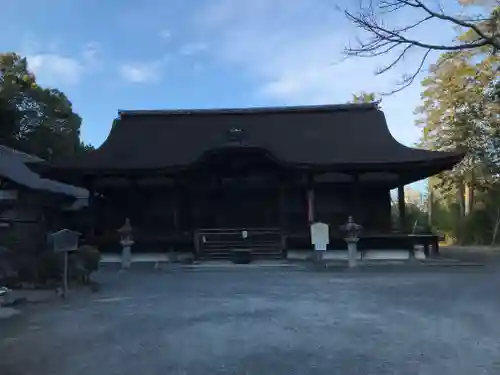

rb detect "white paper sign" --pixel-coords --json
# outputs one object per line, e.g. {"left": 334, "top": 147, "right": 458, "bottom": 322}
{"left": 50, "top": 229, "right": 80, "bottom": 253}
{"left": 310, "top": 222, "right": 329, "bottom": 251}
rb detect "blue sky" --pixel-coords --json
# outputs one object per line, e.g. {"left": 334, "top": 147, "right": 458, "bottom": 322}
{"left": 1, "top": 0, "right": 462, "bottom": 161}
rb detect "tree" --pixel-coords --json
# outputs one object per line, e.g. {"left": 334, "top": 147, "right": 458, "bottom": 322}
{"left": 416, "top": 49, "right": 500, "bottom": 187}
{"left": 350, "top": 91, "right": 381, "bottom": 103}
{"left": 0, "top": 52, "right": 87, "bottom": 159}
{"left": 415, "top": 43, "right": 500, "bottom": 243}
{"left": 344, "top": 1, "right": 500, "bottom": 93}
{"left": 0, "top": 53, "right": 37, "bottom": 148}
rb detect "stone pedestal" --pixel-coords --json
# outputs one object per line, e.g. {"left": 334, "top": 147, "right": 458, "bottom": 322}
{"left": 118, "top": 218, "right": 134, "bottom": 270}
{"left": 346, "top": 240, "right": 358, "bottom": 268}
{"left": 340, "top": 216, "right": 362, "bottom": 269}
{"left": 120, "top": 241, "right": 134, "bottom": 270}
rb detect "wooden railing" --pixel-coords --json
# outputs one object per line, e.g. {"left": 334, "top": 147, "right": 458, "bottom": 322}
{"left": 195, "top": 228, "right": 286, "bottom": 260}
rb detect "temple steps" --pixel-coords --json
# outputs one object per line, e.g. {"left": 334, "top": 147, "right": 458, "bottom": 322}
{"left": 196, "top": 228, "right": 285, "bottom": 261}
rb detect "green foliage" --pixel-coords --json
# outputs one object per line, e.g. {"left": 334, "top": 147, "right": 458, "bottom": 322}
{"left": 416, "top": 33, "right": 500, "bottom": 244}
{"left": 0, "top": 52, "right": 89, "bottom": 159}
{"left": 76, "top": 245, "right": 100, "bottom": 273}
{"left": 36, "top": 246, "right": 100, "bottom": 285}
{"left": 350, "top": 91, "right": 380, "bottom": 104}
{"left": 457, "top": 4, "right": 500, "bottom": 54}
{"left": 406, "top": 203, "right": 430, "bottom": 233}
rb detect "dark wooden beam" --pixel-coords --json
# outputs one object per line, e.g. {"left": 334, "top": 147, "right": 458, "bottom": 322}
{"left": 306, "top": 172, "right": 315, "bottom": 224}
{"left": 351, "top": 173, "right": 360, "bottom": 222}
{"left": 397, "top": 184, "right": 406, "bottom": 232}
{"left": 172, "top": 178, "right": 181, "bottom": 233}
{"left": 85, "top": 179, "right": 96, "bottom": 242}
{"left": 279, "top": 181, "right": 287, "bottom": 231}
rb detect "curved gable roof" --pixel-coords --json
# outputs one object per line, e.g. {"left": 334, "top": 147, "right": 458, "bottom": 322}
{"left": 32, "top": 103, "right": 464, "bottom": 181}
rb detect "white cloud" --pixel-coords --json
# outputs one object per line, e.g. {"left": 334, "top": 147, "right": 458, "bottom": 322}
{"left": 23, "top": 40, "right": 101, "bottom": 86}
{"left": 179, "top": 42, "right": 207, "bottom": 56}
{"left": 195, "top": 0, "right": 429, "bottom": 103}
{"left": 28, "top": 54, "right": 84, "bottom": 85}
{"left": 120, "top": 61, "right": 162, "bottom": 83}
{"left": 194, "top": 0, "right": 458, "bottom": 146}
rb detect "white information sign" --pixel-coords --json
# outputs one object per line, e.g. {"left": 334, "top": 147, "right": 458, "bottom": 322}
{"left": 310, "top": 222, "right": 329, "bottom": 251}
{"left": 50, "top": 229, "right": 80, "bottom": 253}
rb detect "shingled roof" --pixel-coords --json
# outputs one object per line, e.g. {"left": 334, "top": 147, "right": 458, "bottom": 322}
{"left": 31, "top": 103, "right": 464, "bottom": 183}
{"left": 0, "top": 145, "right": 88, "bottom": 198}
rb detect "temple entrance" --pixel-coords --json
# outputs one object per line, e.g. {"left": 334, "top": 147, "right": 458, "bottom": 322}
{"left": 213, "top": 186, "right": 279, "bottom": 228}
{"left": 195, "top": 179, "right": 280, "bottom": 229}
{"left": 190, "top": 147, "right": 284, "bottom": 230}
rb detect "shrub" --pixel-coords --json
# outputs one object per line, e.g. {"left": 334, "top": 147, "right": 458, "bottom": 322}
{"left": 76, "top": 245, "right": 100, "bottom": 272}
{"left": 38, "top": 246, "right": 100, "bottom": 285}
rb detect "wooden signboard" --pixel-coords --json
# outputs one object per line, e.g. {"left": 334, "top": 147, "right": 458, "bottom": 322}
{"left": 310, "top": 222, "right": 329, "bottom": 251}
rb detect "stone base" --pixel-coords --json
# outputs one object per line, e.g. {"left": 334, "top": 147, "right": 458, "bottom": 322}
{"left": 121, "top": 246, "right": 132, "bottom": 269}
{"left": 286, "top": 249, "right": 426, "bottom": 261}
{"left": 231, "top": 250, "right": 252, "bottom": 264}
{"left": 347, "top": 242, "right": 358, "bottom": 267}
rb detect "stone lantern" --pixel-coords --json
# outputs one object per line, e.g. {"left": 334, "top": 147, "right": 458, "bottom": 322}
{"left": 339, "top": 216, "right": 362, "bottom": 268}
{"left": 117, "top": 218, "right": 134, "bottom": 270}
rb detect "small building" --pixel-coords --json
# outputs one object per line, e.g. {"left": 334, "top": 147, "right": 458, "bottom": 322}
{"left": 0, "top": 145, "right": 88, "bottom": 253}
{"left": 30, "top": 104, "right": 464, "bottom": 258}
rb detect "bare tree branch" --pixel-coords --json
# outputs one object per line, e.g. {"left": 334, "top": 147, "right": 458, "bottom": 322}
{"left": 345, "top": 0, "right": 500, "bottom": 93}
{"left": 384, "top": 48, "right": 432, "bottom": 94}
{"left": 403, "top": 0, "right": 497, "bottom": 46}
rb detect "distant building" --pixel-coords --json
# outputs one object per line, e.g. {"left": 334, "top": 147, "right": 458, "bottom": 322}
{"left": 0, "top": 145, "right": 88, "bottom": 253}
{"left": 31, "top": 103, "right": 463, "bottom": 259}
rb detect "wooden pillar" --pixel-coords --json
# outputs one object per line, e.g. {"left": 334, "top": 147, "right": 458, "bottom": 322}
{"left": 87, "top": 180, "right": 96, "bottom": 242}
{"left": 306, "top": 173, "right": 315, "bottom": 224}
{"left": 279, "top": 181, "right": 287, "bottom": 229}
{"left": 129, "top": 177, "right": 141, "bottom": 226}
{"left": 184, "top": 174, "right": 201, "bottom": 231}
{"left": 397, "top": 184, "right": 406, "bottom": 232}
{"left": 279, "top": 180, "right": 288, "bottom": 257}
{"left": 351, "top": 174, "right": 360, "bottom": 221}
{"left": 172, "top": 178, "right": 181, "bottom": 233}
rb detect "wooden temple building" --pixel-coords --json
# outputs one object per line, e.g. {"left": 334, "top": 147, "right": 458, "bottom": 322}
{"left": 30, "top": 103, "right": 464, "bottom": 259}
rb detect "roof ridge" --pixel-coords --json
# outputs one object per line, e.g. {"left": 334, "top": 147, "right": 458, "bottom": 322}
{"left": 0, "top": 145, "right": 44, "bottom": 162}
{"left": 118, "top": 103, "right": 379, "bottom": 117}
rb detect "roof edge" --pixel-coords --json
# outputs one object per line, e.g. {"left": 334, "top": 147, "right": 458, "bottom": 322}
{"left": 118, "top": 103, "right": 379, "bottom": 117}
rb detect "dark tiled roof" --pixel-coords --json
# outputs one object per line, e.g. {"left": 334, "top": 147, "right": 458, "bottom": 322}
{"left": 0, "top": 145, "right": 88, "bottom": 198}
{"left": 34, "top": 103, "right": 464, "bottom": 177}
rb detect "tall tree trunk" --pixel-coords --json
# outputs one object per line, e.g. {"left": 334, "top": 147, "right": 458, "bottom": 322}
{"left": 464, "top": 182, "right": 474, "bottom": 216}
{"left": 464, "top": 182, "right": 475, "bottom": 216}
{"left": 491, "top": 207, "right": 500, "bottom": 245}
{"left": 427, "top": 185, "right": 433, "bottom": 228}
{"left": 457, "top": 182, "right": 466, "bottom": 245}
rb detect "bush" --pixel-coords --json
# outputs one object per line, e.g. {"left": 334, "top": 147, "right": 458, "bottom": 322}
{"left": 76, "top": 245, "right": 100, "bottom": 273}
{"left": 37, "top": 246, "right": 100, "bottom": 285}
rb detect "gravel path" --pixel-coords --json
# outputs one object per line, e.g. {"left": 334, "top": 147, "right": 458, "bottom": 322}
{"left": 1, "top": 265, "right": 500, "bottom": 375}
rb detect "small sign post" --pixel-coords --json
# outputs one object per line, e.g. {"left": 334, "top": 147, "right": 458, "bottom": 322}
{"left": 49, "top": 229, "right": 81, "bottom": 297}
{"left": 310, "top": 222, "right": 329, "bottom": 263}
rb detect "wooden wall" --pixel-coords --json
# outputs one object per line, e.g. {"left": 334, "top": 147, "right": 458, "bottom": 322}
{"left": 95, "top": 182, "right": 391, "bottom": 243}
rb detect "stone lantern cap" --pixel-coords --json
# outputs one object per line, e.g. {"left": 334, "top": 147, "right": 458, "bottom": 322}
{"left": 117, "top": 218, "right": 133, "bottom": 237}
{"left": 339, "top": 216, "right": 363, "bottom": 241}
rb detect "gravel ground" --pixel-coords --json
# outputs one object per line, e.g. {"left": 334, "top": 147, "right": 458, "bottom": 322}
{"left": 1, "top": 263, "right": 500, "bottom": 375}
